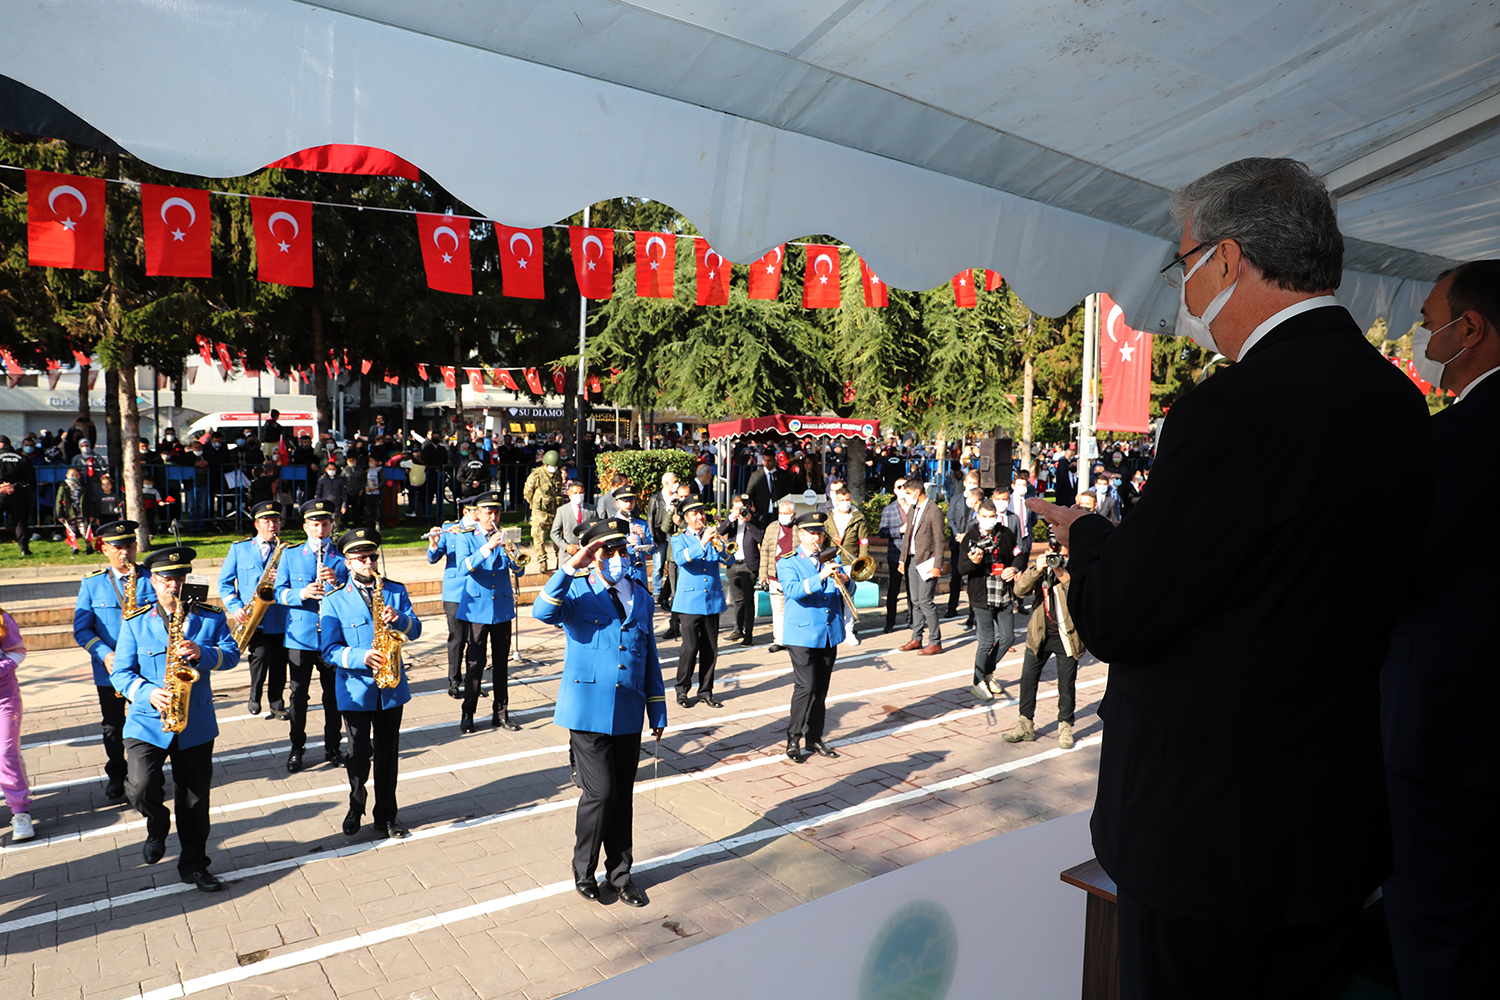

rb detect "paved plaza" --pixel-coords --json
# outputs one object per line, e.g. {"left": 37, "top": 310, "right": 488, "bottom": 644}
{"left": 2, "top": 573, "right": 1105, "bottom": 1000}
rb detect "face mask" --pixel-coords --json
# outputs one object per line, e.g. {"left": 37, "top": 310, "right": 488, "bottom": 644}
{"left": 352, "top": 569, "right": 375, "bottom": 586}
{"left": 1111, "top": 478, "right": 1121, "bottom": 487}
{"left": 1176, "top": 245, "right": 1238, "bottom": 355}
{"left": 1014, "top": 483, "right": 1028, "bottom": 497}
{"left": 22, "top": 446, "right": 33, "bottom": 454}
{"left": 600, "top": 555, "right": 628, "bottom": 584}
{"left": 835, "top": 501, "right": 851, "bottom": 512}
{"left": 779, "top": 513, "right": 793, "bottom": 526}
{"left": 1410, "top": 317, "right": 1466, "bottom": 388}
{"left": 977, "top": 517, "right": 999, "bottom": 531}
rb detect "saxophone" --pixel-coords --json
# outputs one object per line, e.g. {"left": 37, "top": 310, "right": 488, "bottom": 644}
{"left": 232, "top": 540, "right": 291, "bottom": 650}
{"left": 123, "top": 565, "right": 138, "bottom": 615}
{"left": 369, "top": 573, "right": 402, "bottom": 689}
{"left": 160, "top": 598, "right": 199, "bottom": 734}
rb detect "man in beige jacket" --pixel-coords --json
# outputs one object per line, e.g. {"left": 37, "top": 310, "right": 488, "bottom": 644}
{"left": 1004, "top": 549, "right": 1082, "bottom": 749}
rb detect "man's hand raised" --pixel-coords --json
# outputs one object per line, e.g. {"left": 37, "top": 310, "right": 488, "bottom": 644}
{"left": 1025, "top": 498, "right": 1089, "bottom": 550}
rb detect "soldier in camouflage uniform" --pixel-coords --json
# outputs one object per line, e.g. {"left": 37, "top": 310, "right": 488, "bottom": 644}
{"left": 523, "top": 450, "right": 564, "bottom": 572}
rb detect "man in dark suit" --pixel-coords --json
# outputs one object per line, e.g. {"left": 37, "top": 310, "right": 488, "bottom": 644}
{"left": 718, "top": 495, "right": 763, "bottom": 647}
{"left": 1028, "top": 157, "right": 1433, "bottom": 999}
{"left": 1052, "top": 455, "right": 1077, "bottom": 507}
{"left": 897, "top": 482, "right": 946, "bottom": 655}
{"left": 743, "top": 451, "right": 781, "bottom": 528}
{"left": 687, "top": 465, "right": 716, "bottom": 508}
{"left": 1381, "top": 258, "right": 1500, "bottom": 1000}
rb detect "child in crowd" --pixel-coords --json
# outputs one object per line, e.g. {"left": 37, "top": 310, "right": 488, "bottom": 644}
{"left": 0, "top": 606, "right": 35, "bottom": 843}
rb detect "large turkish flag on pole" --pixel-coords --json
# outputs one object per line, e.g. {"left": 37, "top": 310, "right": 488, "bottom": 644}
{"left": 748, "top": 245, "right": 784, "bottom": 300}
{"left": 802, "top": 244, "right": 840, "bottom": 309}
{"left": 141, "top": 184, "right": 213, "bottom": 277}
{"left": 860, "top": 259, "right": 888, "bottom": 307}
{"left": 416, "top": 213, "right": 473, "bottom": 295}
{"left": 496, "top": 225, "right": 545, "bottom": 299}
{"left": 250, "top": 197, "right": 314, "bottom": 287}
{"left": 569, "top": 226, "right": 614, "bottom": 299}
{"left": 635, "top": 231, "right": 676, "bottom": 299}
{"left": 27, "top": 171, "right": 106, "bottom": 271}
{"left": 695, "top": 241, "right": 731, "bottom": 306}
{"left": 1096, "top": 293, "right": 1153, "bottom": 433}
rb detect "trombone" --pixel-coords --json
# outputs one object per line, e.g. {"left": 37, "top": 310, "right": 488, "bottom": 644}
{"left": 816, "top": 546, "right": 859, "bottom": 617}
{"left": 828, "top": 528, "right": 875, "bottom": 582}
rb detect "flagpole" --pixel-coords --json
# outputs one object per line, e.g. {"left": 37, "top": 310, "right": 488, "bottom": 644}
{"left": 575, "top": 204, "right": 591, "bottom": 495}
{"left": 1079, "top": 293, "right": 1097, "bottom": 473}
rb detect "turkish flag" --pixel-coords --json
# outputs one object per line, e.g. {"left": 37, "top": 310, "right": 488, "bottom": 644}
{"left": 264, "top": 144, "right": 420, "bottom": 181}
{"left": 415, "top": 213, "right": 473, "bottom": 295}
{"left": 498, "top": 369, "right": 520, "bottom": 392}
{"left": 748, "top": 245, "right": 785, "bottom": 300}
{"left": 417, "top": 363, "right": 428, "bottom": 381}
{"left": 141, "top": 184, "right": 213, "bottom": 277}
{"left": 860, "top": 260, "right": 888, "bottom": 307}
{"left": 27, "top": 171, "right": 105, "bottom": 271}
{"left": 1096, "top": 293, "right": 1153, "bottom": 433}
{"left": 250, "top": 197, "right": 314, "bottom": 287}
{"left": 216, "top": 343, "right": 235, "bottom": 371}
{"left": 952, "top": 270, "right": 976, "bottom": 308}
{"left": 1396, "top": 357, "right": 1434, "bottom": 395}
{"left": 524, "top": 368, "right": 544, "bottom": 394}
{"left": 635, "top": 232, "right": 676, "bottom": 299}
{"left": 440, "top": 366, "right": 456, "bottom": 389}
{"left": 465, "top": 368, "right": 485, "bottom": 393}
{"left": 496, "top": 225, "right": 545, "bottom": 299}
{"left": 985, "top": 269, "right": 1004, "bottom": 292}
{"left": 569, "top": 227, "right": 614, "bottom": 299}
{"left": 843, "top": 379, "right": 857, "bottom": 403}
{"left": 197, "top": 336, "right": 214, "bottom": 367}
{"left": 802, "top": 244, "right": 840, "bottom": 309}
{"left": 72, "top": 349, "right": 90, "bottom": 368}
{"left": 384, "top": 372, "right": 400, "bottom": 386}
{"left": 695, "top": 242, "right": 731, "bottom": 306}
{"left": 361, "top": 359, "right": 373, "bottom": 375}
{"left": 1, "top": 350, "right": 21, "bottom": 376}
{"left": 553, "top": 369, "right": 567, "bottom": 394}
{"left": 588, "top": 372, "right": 603, "bottom": 394}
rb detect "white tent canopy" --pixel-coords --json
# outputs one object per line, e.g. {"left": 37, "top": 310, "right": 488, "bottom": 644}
{"left": 4, "top": 1, "right": 1496, "bottom": 335}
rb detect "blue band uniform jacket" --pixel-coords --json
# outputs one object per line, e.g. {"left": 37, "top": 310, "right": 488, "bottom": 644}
{"left": 777, "top": 551, "right": 846, "bottom": 648}
{"left": 457, "top": 530, "right": 518, "bottom": 625}
{"left": 110, "top": 603, "right": 240, "bottom": 749}
{"left": 532, "top": 569, "right": 667, "bottom": 735}
{"left": 273, "top": 540, "right": 349, "bottom": 651}
{"left": 319, "top": 580, "right": 422, "bottom": 712}
{"left": 217, "top": 538, "right": 289, "bottom": 634}
{"left": 426, "top": 520, "right": 474, "bottom": 603}
{"left": 75, "top": 567, "right": 158, "bottom": 685}
{"left": 669, "top": 530, "right": 733, "bottom": 615}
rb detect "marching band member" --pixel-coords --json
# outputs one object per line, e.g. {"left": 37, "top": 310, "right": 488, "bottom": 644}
{"left": 611, "top": 487, "right": 655, "bottom": 586}
{"left": 218, "top": 501, "right": 289, "bottom": 719}
{"left": 456, "top": 491, "right": 520, "bottom": 733}
{"left": 669, "top": 498, "right": 734, "bottom": 709}
{"left": 111, "top": 546, "right": 239, "bottom": 890}
{"left": 426, "top": 494, "right": 479, "bottom": 699}
{"left": 533, "top": 518, "right": 667, "bottom": 907}
{"left": 73, "top": 519, "right": 155, "bottom": 801}
{"left": 778, "top": 513, "right": 847, "bottom": 762}
{"left": 320, "top": 528, "right": 421, "bottom": 839}
{"left": 274, "top": 499, "right": 349, "bottom": 773}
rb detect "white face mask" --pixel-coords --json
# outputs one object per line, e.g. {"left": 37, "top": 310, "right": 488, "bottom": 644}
{"left": 600, "top": 555, "right": 628, "bottom": 584}
{"left": 977, "top": 517, "right": 999, "bottom": 531}
{"left": 1175, "top": 245, "right": 1238, "bottom": 356}
{"left": 1013, "top": 483, "right": 1028, "bottom": 497}
{"left": 835, "top": 501, "right": 852, "bottom": 512}
{"left": 1410, "top": 316, "right": 1465, "bottom": 389}
{"left": 778, "top": 513, "right": 793, "bottom": 526}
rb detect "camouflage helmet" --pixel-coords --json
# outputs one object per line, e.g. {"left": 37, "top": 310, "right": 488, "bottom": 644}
{"left": 542, "top": 450, "right": 560, "bottom": 467}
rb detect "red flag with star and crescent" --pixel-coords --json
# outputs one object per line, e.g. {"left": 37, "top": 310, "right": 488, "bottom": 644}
{"left": 250, "top": 197, "right": 313, "bottom": 287}
{"left": 695, "top": 242, "right": 731, "bottom": 306}
{"left": 802, "top": 245, "right": 840, "bottom": 309}
{"left": 465, "top": 368, "right": 484, "bottom": 393}
{"left": 1096, "top": 293, "right": 1152, "bottom": 433}
{"left": 552, "top": 369, "right": 567, "bottom": 394}
{"left": 496, "top": 224, "right": 545, "bottom": 299}
{"left": 440, "top": 366, "right": 456, "bottom": 389}
{"left": 140, "top": 184, "right": 212, "bottom": 277}
{"left": 569, "top": 227, "right": 614, "bottom": 300}
{"left": 748, "top": 245, "right": 784, "bottom": 300}
{"left": 416, "top": 213, "right": 473, "bottom": 295}
{"left": 498, "top": 369, "right": 520, "bottom": 392}
{"left": 634, "top": 231, "right": 676, "bottom": 299}
{"left": 985, "top": 269, "right": 1004, "bottom": 292}
{"left": 860, "top": 259, "right": 889, "bottom": 307}
{"left": 27, "top": 171, "right": 106, "bottom": 271}
{"left": 524, "top": 368, "right": 545, "bottom": 395}
{"left": 952, "top": 270, "right": 976, "bottom": 308}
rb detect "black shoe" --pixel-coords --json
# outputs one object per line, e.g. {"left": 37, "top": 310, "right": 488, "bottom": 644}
{"left": 495, "top": 712, "right": 521, "bottom": 731}
{"left": 460, "top": 712, "right": 476, "bottom": 734}
{"left": 616, "top": 881, "right": 649, "bottom": 907}
{"left": 575, "top": 877, "right": 602, "bottom": 902}
{"left": 768, "top": 643, "right": 785, "bottom": 653}
{"left": 676, "top": 693, "right": 691, "bottom": 708}
{"left": 808, "top": 740, "right": 840, "bottom": 759}
{"left": 740, "top": 636, "right": 754, "bottom": 647}
{"left": 448, "top": 684, "right": 462, "bottom": 699}
{"left": 571, "top": 766, "right": 582, "bottom": 789}
{"left": 660, "top": 629, "right": 680, "bottom": 640}
{"left": 105, "top": 779, "right": 125, "bottom": 801}
{"left": 943, "top": 608, "right": 961, "bottom": 620}
{"left": 143, "top": 836, "right": 166, "bottom": 865}
{"left": 785, "top": 738, "right": 806, "bottom": 762}
{"left": 181, "top": 869, "right": 223, "bottom": 892}
{"left": 726, "top": 631, "right": 743, "bottom": 642}
{"left": 324, "top": 749, "right": 347, "bottom": 767}
{"left": 286, "top": 751, "right": 304, "bottom": 774}
{"left": 342, "top": 809, "right": 361, "bottom": 836}
{"left": 962, "top": 618, "right": 975, "bottom": 631}
{"left": 378, "top": 821, "right": 408, "bottom": 840}
{"left": 271, "top": 708, "right": 290, "bottom": 721}
{"left": 247, "top": 700, "right": 260, "bottom": 716}
{"left": 699, "top": 692, "right": 724, "bottom": 708}
{"left": 883, "top": 622, "right": 895, "bottom": 634}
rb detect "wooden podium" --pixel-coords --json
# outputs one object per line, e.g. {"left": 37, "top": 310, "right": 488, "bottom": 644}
{"left": 1060, "top": 858, "right": 1120, "bottom": 1000}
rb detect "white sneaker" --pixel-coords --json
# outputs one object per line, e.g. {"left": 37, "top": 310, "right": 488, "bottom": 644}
{"left": 11, "top": 812, "right": 35, "bottom": 842}
{"left": 971, "top": 683, "right": 993, "bottom": 702}
{"left": 842, "top": 630, "right": 861, "bottom": 648}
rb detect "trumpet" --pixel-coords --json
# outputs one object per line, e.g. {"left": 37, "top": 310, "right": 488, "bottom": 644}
{"left": 504, "top": 540, "right": 530, "bottom": 571}
{"left": 815, "top": 546, "right": 859, "bottom": 617}
{"left": 705, "top": 528, "right": 736, "bottom": 555}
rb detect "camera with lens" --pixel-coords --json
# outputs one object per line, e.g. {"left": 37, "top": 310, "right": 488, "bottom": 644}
{"left": 1044, "top": 552, "right": 1065, "bottom": 570}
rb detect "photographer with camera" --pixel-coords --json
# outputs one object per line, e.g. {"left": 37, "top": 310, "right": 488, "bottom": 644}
{"left": 956, "top": 499, "right": 1025, "bottom": 702}
{"left": 1003, "top": 547, "right": 1082, "bottom": 750}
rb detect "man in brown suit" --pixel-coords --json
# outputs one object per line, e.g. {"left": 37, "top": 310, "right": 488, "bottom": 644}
{"left": 897, "top": 483, "right": 946, "bottom": 654}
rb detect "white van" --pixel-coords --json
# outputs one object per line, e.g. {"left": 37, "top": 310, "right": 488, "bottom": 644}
{"left": 183, "top": 411, "right": 343, "bottom": 450}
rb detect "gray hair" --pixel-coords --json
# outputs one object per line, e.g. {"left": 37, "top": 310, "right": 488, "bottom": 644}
{"left": 1169, "top": 158, "right": 1343, "bottom": 293}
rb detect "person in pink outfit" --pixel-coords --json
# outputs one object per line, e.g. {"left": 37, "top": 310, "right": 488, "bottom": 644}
{"left": 1, "top": 607, "right": 35, "bottom": 842}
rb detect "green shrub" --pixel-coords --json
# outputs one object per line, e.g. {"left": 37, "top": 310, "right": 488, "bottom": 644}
{"left": 595, "top": 449, "right": 697, "bottom": 495}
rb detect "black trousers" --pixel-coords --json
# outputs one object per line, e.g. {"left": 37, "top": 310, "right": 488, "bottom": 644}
{"left": 96, "top": 685, "right": 128, "bottom": 782}
{"left": 884, "top": 560, "right": 904, "bottom": 625}
{"left": 725, "top": 564, "right": 755, "bottom": 638}
{"left": 125, "top": 736, "right": 214, "bottom": 875}
{"left": 945, "top": 540, "right": 964, "bottom": 615}
{"left": 675, "top": 612, "right": 719, "bottom": 696}
{"left": 342, "top": 706, "right": 403, "bottom": 824}
{"left": 462, "top": 619, "right": 511, "bottom": 716}
{"left": 246, "top": 628, "right": 287, "bottom": 711}
{"left": 1117, "top": 889, "right": 1363, "bottom": 1000}
{"left": 286, "top": 647, "right": 342, "bottom": 754}
{"left": 443, "top": 601, "right": 466, "bottom": 688}
{"left": 1018, "top": 634, "right": 1078, "bottom": 724}
{"left": 0, "top": 497, "right": 32, "bottom": 553}
{"left": 787, "top": 645, "right": 836, "bottom": 744}
{"left": 570, "top": 729, "right": 642, "bottom": 888}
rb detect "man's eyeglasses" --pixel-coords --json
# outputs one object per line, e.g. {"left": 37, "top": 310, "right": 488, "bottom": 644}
{"left": 1160, "top": 242, "right": 1210, "bottom": 290}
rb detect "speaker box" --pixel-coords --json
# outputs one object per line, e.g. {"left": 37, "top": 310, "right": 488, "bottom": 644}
{"left": 977, "top": 437, "right": 1013, "bottom": 489}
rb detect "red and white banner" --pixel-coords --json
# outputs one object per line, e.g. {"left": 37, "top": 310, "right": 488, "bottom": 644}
{"left": 264, "top": 144, "right": 420, "bottom": 182}
{"left": 141, "top": 184, "right": 212, "bottom": 277}
{"left": 498, "top": 369, "right": 520, "bottom": 392}
{"left": 707, "top": 415, "right": 881, "bottom": 441}
{"left": 1096, "top": 293, "right": 1152, "bottom": 433}
{"left": 216, "top": 342, "right": 235, "bottom": 372}
{"left": 465, "top": 368, "right": 485, "bottom": 393}
{"left": 952, "top": 270, "right": 976, "bottom": 308}
{"left": 695, "top": 242, "right": 731, "bottom": 306}
{"left": 802, "top": 244, "right": 840, "bottom": 309}
{"left": 860, "top": 260, "right": 888, "bottom": 307}
{"left": 250, "top": 196, "right": 314, "bottom": 287}
{"left": 520, "top": 368, "right": 542, "bottom": 394}
{"left": 415, "top": 213, "right": 472, "bottom": 295}
{"left": 634, "top": 231, "right": 676, "bottom": 299}
{"left": 197, "top": 336, "right": 214, "bottom": 367}
{"left": 748, "top": 245, "right": 784, "bottom": 300}
{"left": 440, "top": 366, "right": 456, "bottom": 389}
{"left": 496, "top": 225, "right": 545, "bottom": 299}
{"left": 569, "top": 226, "right": 614, "bottom": 299}
{"left": 27, "top": 170, "right": 105, "bottom": 271}
{"left": 417, "top": 363, "right": 428, "bottom": 381}
{"left": 985, "top": 269, "right": 1004, "bottom": 292}
{"left": 552, "top": 368, "right": 567, "bottom": 394}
